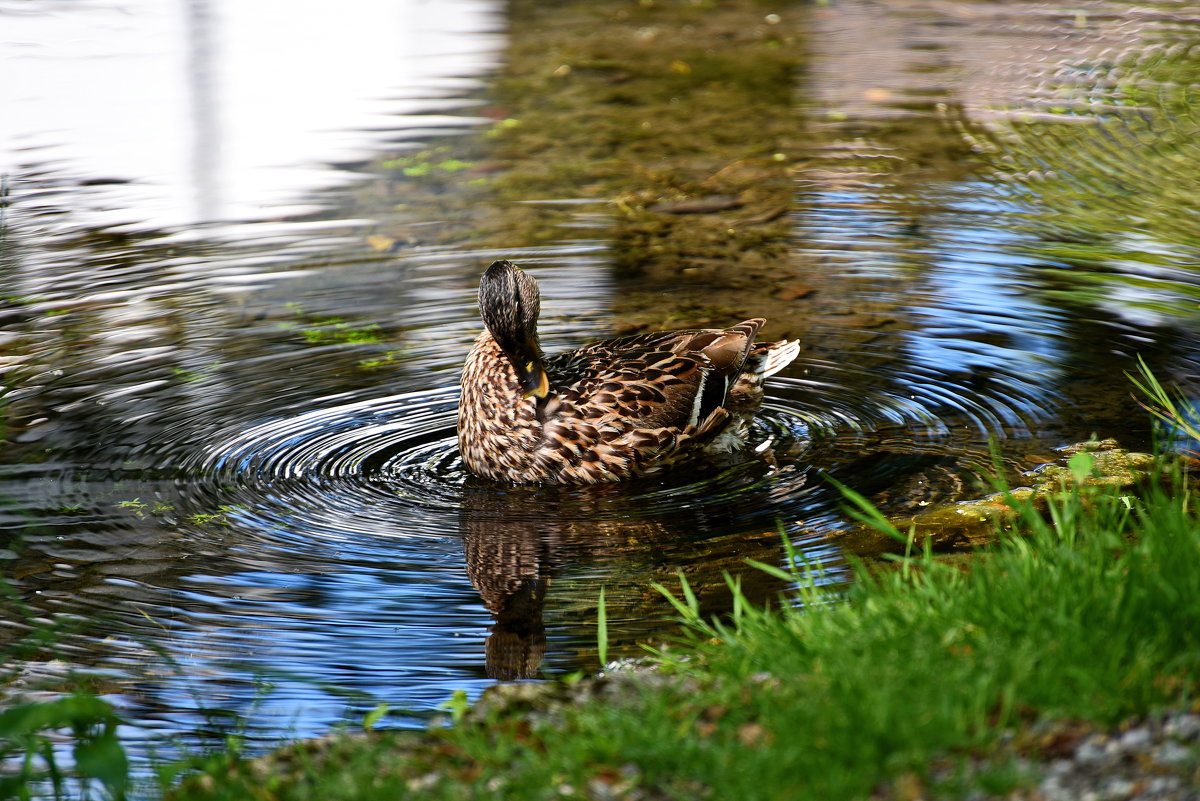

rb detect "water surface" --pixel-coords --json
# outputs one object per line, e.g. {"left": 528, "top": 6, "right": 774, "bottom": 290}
{"left": 2, "top": 0, "right": 1200, "bottom": 778}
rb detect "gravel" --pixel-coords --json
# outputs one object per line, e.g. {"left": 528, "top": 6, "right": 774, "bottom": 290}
{"left": 881, "top": 707, "right": 1200, "bottom": 801}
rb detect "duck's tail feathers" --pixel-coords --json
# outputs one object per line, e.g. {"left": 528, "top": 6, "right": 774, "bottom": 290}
{"left": 759, "top": 338, "right": 801, "bottom": 378}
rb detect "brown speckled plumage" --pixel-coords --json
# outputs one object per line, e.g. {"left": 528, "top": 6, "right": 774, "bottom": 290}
{"left": 458, "top": 260, "right": 800, "bottom": 485}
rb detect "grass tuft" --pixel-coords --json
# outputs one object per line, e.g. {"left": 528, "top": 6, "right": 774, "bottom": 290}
{"left": 1128, "top": 355, "right": 1200, "bottom": 449}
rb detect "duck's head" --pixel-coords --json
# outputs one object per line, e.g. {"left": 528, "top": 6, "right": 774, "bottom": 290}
{"left": 478, "top": 260, "right": 551, "bottom": 399}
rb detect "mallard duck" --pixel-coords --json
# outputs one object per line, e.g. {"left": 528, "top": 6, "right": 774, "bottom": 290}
{"left": 458, "top": 260, "right": 800, "bottom": 485}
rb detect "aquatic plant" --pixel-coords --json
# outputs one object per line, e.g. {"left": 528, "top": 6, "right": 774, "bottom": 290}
{"left": 1128, "top": 355, "right": 1200, "bottom": 450}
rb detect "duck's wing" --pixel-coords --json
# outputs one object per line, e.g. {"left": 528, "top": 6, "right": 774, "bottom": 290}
{"left": 544, "top": 319, "right": 764, "bottom": 433}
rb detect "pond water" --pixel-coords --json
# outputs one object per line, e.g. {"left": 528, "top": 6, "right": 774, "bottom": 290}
{"left": 3, "top": 0, "right": 1200, "bottom": 778}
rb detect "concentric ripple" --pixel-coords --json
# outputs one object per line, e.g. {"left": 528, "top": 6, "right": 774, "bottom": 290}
{"left": 173, "top": 388, "right": 465, "bottom": 547}
{"left": 169, "top": 355, "right": 1009, "bottom": 556}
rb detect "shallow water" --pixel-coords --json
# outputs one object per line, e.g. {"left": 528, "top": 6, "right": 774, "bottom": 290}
{"left": 2, "top": 0, "right": 1200, "bottom": 777}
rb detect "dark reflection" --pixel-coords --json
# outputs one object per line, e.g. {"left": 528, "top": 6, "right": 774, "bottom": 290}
{"left": 461, "top": 484, "right": 552, "bottom": 680}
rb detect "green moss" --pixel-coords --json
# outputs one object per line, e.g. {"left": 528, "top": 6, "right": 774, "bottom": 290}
{"left": 300, "top": 322, "right": 382, "bottom": 346}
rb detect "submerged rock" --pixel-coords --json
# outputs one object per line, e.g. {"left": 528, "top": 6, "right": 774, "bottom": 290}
{"left": 837, "top": 439, "right": 1157, "bottom": 557}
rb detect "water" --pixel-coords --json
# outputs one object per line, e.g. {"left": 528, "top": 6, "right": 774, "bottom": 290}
{"left": 3, "top": 0, "right": 1200, "bottom": 780}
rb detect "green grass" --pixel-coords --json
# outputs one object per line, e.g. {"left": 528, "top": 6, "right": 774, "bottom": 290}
{"left": 1128, "top": 355, "right": 1200, "bottom": 447}
{"left": 0, "top": 580, "right": 132, "bottom": 801}
{"left": 0, "top": 693, "right": 129, "bottom": 801}
{"left": 165, "top": 460, "right": 1200, "bottom": 800}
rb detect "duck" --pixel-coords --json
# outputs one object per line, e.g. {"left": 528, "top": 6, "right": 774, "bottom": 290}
{"left": 458, "top": 260, "right": 800, "bottom": 485}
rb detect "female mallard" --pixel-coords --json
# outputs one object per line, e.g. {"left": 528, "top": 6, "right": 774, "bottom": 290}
{"left": 458, "top": 260, "right": 800, "bottom": 485}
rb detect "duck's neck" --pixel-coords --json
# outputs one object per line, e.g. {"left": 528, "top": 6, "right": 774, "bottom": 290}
{"left": 493, "top": 329, "right": 549, "bottom": 400}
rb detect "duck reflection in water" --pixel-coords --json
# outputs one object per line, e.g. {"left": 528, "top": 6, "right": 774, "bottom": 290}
{"left": 461, "top": 480, "right": 691, "bottom": 680}
{"left": 459, "top": 466, "right": 808, "bottom": 680}
{"left": 460, "top": 481, "right": 556, "bottom": 680}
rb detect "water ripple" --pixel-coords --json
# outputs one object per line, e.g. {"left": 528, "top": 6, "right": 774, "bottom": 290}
{"left": 171, "top": 355, "right": 1012, "bottom": 557}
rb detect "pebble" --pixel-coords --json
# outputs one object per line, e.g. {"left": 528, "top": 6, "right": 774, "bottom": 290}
{"left": 1168, "top": 716, "right": 1200, "bottom": 741}
{"left": 876, "top": 708, "right": 1200, "bottom": 801}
